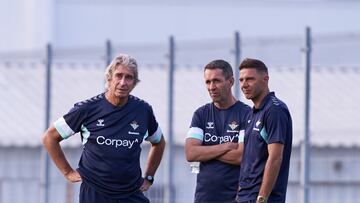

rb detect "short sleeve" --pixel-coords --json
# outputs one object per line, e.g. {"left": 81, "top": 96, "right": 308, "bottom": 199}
{"left": 144, "top": 106, "right": 162, "bottom": 144}
{"left": 53, "top": 105, "right": 86, "bottom": 139}
{"left": 186, "top": 108, "right": 204, "bottom": 141}
{"left": 265, "top": 107, "right": 291, "bottom": 145}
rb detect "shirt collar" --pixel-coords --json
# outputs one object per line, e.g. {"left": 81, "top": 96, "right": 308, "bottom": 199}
{"left": 252, "top": 92, "right": 275, "bottom": 112}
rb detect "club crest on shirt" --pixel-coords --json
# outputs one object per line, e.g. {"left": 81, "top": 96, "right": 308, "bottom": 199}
{"left": 129, "top": 121, "right": 140, "bottom": 135}
{"left": 130, "top": 120, "right": 139, "bottom": 130}
{"left": 253, "top": 120, "right": 261, "bottom": 131}
{"left": 229, "top": 121, "right": 238, "bottom": 130}
{"left": 227, "top": 121, "right": 239, "bottom": 133}
{"left": 206, "top": 122, "right": 214, "bottom": 129}
{"left": 96, "top": 119, "right": 105, "bottom": 127}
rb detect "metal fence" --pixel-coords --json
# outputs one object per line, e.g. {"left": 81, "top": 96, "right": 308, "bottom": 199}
{"left": 1, "top": 28, "right": 360, "bottom": 203}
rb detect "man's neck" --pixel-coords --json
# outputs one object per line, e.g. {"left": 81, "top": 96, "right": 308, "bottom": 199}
{"left": 105, "top": 92, "right": 128, "bottom": 107}
{"left": 214, "top": 96, "right": 237, "bottom": 109}
{"left": 253, "top": 89, "right": 270, "bottom": 109}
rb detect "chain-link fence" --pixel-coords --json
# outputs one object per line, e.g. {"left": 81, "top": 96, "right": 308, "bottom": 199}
{"left": 1, "top": 30, "right": 360, "bottom": 203}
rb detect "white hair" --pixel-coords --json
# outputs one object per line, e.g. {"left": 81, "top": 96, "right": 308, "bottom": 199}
{"left": 104, "top": 54, "right": 140, "bottom": 89}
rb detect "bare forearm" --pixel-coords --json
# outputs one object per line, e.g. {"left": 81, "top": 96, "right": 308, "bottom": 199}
{"left": 43, "top": 131, "right": 73, "bottom": 176}
{"left": 216, "top": 149, "right": 242, "bottom": 165}
{"left": 216, "top": 143, "right": 243, "bottom": 165}
{"left": 258, "top": 157, "right": 282, "bottom": 197}
{"left": 186, "top": 144, "right": 230, "bottom": 162}
{"left": 144, "top": 136, "right": 165, "bottom": 176}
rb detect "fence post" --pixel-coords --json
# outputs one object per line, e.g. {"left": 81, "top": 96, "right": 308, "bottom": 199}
{"left": 0, "top": 180, "right": 2, "bottom": 203}
{"left": 301, "top": 26, "right": 312, "bottom": 203}
{"left": 167, "top": 36, "right": 175, "bottom": 203}
{"left": 233, "top": 31, "right": 241, "bottom": 100}
{"left": 40, "top": 43, "right": 53, "bottom": 203}
{"left": 105, "top": 39, "right": 113, "bottom": 66}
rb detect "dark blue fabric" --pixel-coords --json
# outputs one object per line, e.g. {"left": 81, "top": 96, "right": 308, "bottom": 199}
{"left": 237, "top": 92, "right": 292, "bottom": 203}
{"left": 63, "top": 93, "right": 159, "bottom": 199}
{"left": 190, "top": 101, "right": 251, "bottom": 203}
{"left": 80, "top": 182, "right": 150, "bottom": 203}
{"left": 236, "top": 199, "right": 256, "bottom": 203}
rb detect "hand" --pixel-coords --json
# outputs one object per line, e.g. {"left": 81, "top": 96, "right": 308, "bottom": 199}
{"left": 139, "top": 179, "right": 152, "bottom": 192}
{"left": 64, "top": 169, "right": 82, "bottom": 183}
{"left": 222, "top": 142, "right": 238, "bottom": 150}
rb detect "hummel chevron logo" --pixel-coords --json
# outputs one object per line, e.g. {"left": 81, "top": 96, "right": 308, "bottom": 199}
{"left": 96, "top": 119, "right": 105, "bottom": 127}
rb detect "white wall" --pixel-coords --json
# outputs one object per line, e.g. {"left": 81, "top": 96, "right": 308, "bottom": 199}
{"left": 2, "top": 0, "right": 360, "bottom": 51}
{"left": 53, "top": 0, "right": 360, "bottom": 46}
{"left": 0, "top": 0, "right": 54, "bottom": 52}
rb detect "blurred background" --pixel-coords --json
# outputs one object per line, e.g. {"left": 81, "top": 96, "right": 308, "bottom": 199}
{"left": 1, "top": 0, "right": 360, "bottom": 203}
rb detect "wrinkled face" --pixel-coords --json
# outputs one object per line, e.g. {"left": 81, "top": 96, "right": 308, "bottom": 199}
{"left": 239, "top": 68, "right": 268, "bottom": 101}
{"left": 204, "top": 68, "right": 233, "bottom": 104}
{"left": 107, "top": 65, "right": 136, "bottom": 99}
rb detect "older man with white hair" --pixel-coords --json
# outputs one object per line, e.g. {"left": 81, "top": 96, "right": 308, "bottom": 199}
{"left": 42, "top": 54, "right": 166, "bottom": 203}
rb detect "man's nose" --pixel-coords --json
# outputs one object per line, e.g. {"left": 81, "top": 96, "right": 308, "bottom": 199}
{"left": 209, "top": 82, "right": 216, "bottom": 90}
{"left": 240, "top": 81, "right": 248, "bottom": 88}
{"left": 118, "top": 77, "right": 126, "bottom": 85}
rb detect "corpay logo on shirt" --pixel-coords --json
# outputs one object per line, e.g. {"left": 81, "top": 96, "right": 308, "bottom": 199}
{"left": 96, "top": 136, "right": 138, "bottom": 149}
{"left": 204, "top": 133, "right": 238, "bottom": 144}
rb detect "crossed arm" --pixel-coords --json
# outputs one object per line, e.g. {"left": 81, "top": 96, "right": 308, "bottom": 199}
{"left": 185, "top": 138, "right": 243, "bottom": 165}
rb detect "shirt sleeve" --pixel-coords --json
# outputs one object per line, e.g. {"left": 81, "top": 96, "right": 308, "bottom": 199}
{"left": 186, "top": 108, "right": 204, "bottom": 141}
{"left": 265, "top": 106, "right": 291, "bottom": 145}
{"left": 53, "top": 105, "right": 86, "bottom": 139}
{"left": 144, "top": 106, "right": 162, "bottom": 144}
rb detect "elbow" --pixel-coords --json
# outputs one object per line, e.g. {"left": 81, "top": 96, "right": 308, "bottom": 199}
{"left": 186, "top": 156, "right": 196, "bottom": 162}
{"left": 229, "top": 156, "right": 241, "bottom": 166}
{"left": 42, "top": 131, "right": 50, "bottom": 146}
{"left": 42, "top": 127, "right": 61, "bottom": 148}
{"left": 185, "top": 149, "right": 197, "bottom": 162}
{"left": 185, "top": 152, "right": 194, "bottom": 162}
{"left": 234, "top": 157, "right": 242, "bottom": 166}
{"left": 237, "top": 153, "right": 243, "bottom": 165}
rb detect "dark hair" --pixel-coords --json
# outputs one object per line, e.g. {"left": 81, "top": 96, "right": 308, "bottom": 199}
{"left": 204, "top": 59, "right": 233, "bottom": 79}
{"left": 239, "top": 58, "right": 268, "bottom": 74}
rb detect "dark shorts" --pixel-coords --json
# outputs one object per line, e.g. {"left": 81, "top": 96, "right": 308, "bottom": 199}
{"left": 236, "top": 199, "right": 256, "bottom": 203}
{"left": 80, "top": 182, "right": 150, "bottom": 203}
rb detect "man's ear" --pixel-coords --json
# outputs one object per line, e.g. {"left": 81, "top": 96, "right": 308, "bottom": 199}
{"left": 229, "top": 76, "right": 235, "bottom": 86}
{"left": 263, "top": 74, "right": 269, "bottom": 83}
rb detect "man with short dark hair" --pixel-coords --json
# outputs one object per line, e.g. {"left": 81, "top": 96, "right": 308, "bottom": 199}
{"left": 185, "top": 59, "right": 251, "bottom": 203}
{"left": 42, "top": 54, "right": 166, "bottom": 203}
{"left": 236, "top": 58, "right": 292, "bottom": 203}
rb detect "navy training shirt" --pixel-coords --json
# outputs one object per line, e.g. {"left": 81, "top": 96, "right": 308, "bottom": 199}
{"left": 237, "top": 92, "right": 292, "bottom": 203}
{"left": 187, "top": 101, "right": 251, "bottom": 203}
{"left": 54, "top": 93, "right": 162, "bottom": 199}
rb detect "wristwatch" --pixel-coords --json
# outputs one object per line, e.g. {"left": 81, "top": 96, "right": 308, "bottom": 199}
{"left": 257, "top": 195, "right": 267, "bottom": 203}
{"left": 144, "top": 175, "right": 154, "bottom": 184}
